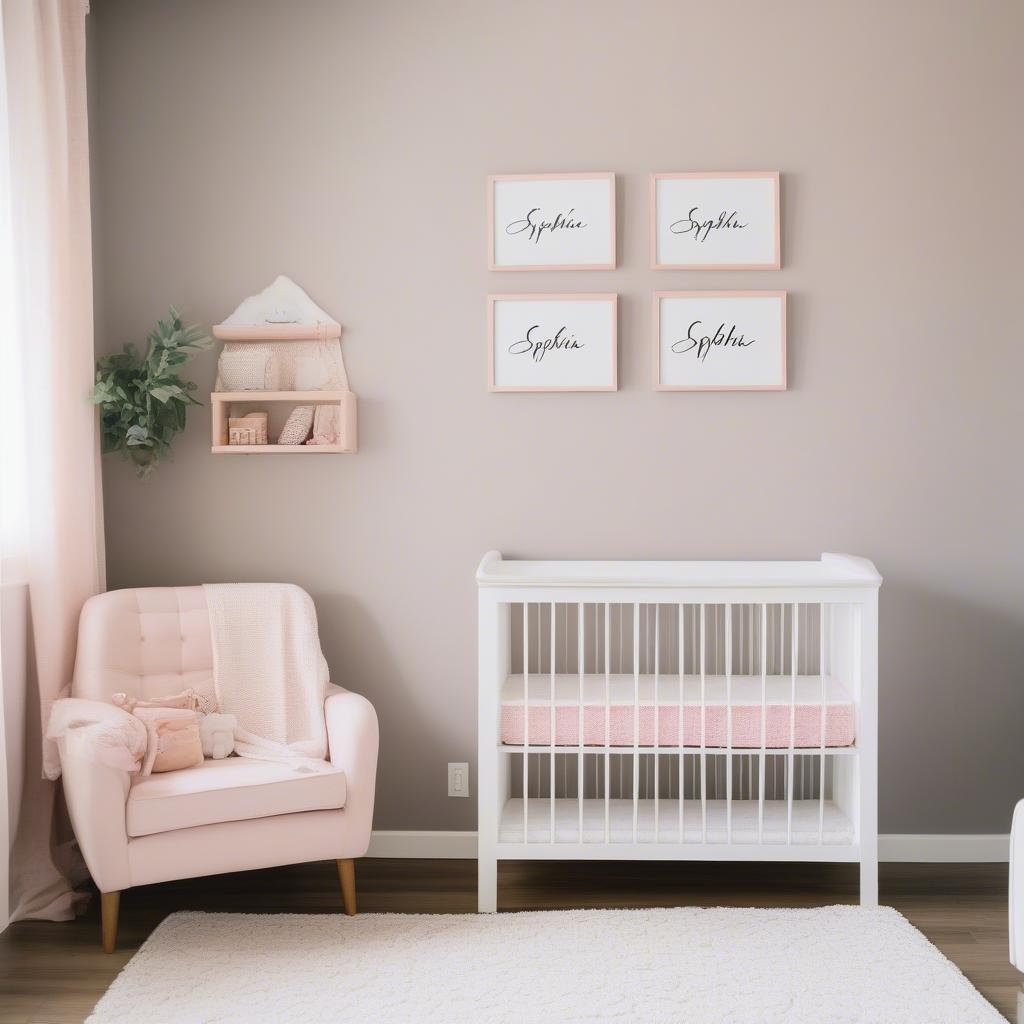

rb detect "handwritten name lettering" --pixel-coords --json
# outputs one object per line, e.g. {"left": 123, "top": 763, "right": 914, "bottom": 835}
{"left": 669, "top": 206, "right": 747, "bottom": 242}
{"left": 672, "top": 321, "right": 756, "bottom": 362}
{"left": 509, "top": 324, "right": 584, "bottom": 363}
{"left": 506, "top": 207, "right": 587, "bottom": 244}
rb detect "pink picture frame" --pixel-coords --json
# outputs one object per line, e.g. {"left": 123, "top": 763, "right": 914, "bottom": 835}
{"left": 654, "top": 290, "right": 787, "bottom": 392}
{"left": 488, "top": 293, "right": 618, "bottom": 392}
{"left": 488, "top": 173, "right": 616, "bottom": 271}
{"left": 650, "top": 171, "right": 781, "bottom": 270}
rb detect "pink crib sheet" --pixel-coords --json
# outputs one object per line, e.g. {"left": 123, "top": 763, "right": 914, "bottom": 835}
{"left": 500, "top": 674, "right": 855, "bottom": 749}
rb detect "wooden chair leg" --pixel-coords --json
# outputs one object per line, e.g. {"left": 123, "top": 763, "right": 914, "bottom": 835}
{"left": 337, "top": 858, "right": 357, "bottom": 916}
{"left": 101, "top": 891, "right": 120, "bottom": 954}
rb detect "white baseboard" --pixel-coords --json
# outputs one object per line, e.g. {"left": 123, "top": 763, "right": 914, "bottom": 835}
{"left": 367, "top": 831, "right": 479, "bottom": 859}
{"left": 366, "top": 830, "right": 1010, "bottom": 863}
{"left": 879, "top": 834, "right": 1008, "bottom": 863}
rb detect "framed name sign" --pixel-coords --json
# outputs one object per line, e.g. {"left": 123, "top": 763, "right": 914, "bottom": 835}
{"left": 651, "top": 172, "right": 780, "bottom": 269}
{"left": 655, "top": 291, "right": 786, "bottom": 391}
{"left": 488, "top": 173, "right": 616, "bottom": 270}
{"left": 488, "top": 294, "right": 617, "bottom": 392}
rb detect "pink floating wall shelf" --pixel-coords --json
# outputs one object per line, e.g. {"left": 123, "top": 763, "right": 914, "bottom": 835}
{"left": 212, "top": 323, "right": 342, "bottom": 342}
{"left": 210, "top": 275, "right": 357, "bottom": 455}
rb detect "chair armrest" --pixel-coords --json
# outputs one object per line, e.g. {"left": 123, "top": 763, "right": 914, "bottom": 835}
{"left": 48, "top": 695, "right": 141, "bottom": 891}
{"left": 1011, "top": 799, "right": 1024, "bottom": 968}
{"left": 60, "top": 744, "right": 132, "bottom": 893}
{"left": 324, "top": 685, "right": 379, "bottom": 856}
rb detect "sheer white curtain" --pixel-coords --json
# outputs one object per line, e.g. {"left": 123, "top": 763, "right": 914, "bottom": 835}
{"left": 1, "top": 0, "right": 104, "bottom": 923}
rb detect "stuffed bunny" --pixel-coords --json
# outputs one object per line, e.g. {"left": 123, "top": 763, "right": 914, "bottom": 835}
{"left": 199, "top": 712, "right": 236, "bottom": 760}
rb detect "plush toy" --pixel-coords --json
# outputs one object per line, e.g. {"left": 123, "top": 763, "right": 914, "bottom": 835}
{"left": 199, "top": 712, "right": 236, "bottom": 759}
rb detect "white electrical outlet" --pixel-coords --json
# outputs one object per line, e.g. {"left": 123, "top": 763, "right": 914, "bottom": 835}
{"left": 447, "top": 762, "right": 470, "bottom": 798}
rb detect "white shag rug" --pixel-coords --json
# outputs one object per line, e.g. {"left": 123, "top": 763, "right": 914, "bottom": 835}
{"left": 87, "top": 907, "right": 1004, "bottom": 1024}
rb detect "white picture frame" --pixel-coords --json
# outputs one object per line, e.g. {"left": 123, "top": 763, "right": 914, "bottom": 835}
{"left": 655, "top": 291, "right": 787, "bottom": 391}
{"left": 651, "top": 172, "right": 780, "bottom": 269}
{"left": 488, "top": 173, "right": 616, "bottom": 270}
{"left": 488, "top": 294, "right": 618, "bottom": 392}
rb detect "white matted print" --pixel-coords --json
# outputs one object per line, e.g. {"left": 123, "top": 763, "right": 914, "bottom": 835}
{"left": 656, "top": 291, "right": 786, "bottom": 391}
{"left": 651, "top": 172, "right": 780, "bottom": 269}
{"left": 489, "top": 294, "right": 617, "bottom": 392}
{"left": 488, "top": 174, "right": 615, "bottom": 270}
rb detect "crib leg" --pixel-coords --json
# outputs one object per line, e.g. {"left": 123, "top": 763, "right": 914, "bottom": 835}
{"left": 478, "top": 853, "right": 497, "bottom": 913}
{"left": 860, "top": 857, "right": 879, "bottom": 908}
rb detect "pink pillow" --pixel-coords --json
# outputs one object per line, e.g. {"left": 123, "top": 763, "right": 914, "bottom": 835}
{"left": 133, "top": 707, "right": 204, "bottom": 775}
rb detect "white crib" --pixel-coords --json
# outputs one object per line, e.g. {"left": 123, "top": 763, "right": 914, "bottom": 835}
{"left": 476, "top": 552, "right": 881, "bottom": 912}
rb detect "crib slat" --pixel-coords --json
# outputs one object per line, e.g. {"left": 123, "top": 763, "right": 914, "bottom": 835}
{"left": 604, "top": 602, "right": 610, "bottom": 843}
{"left": 741, "top": 602, "right": 749, "bottom": 802}
{"left": 700, "top": 603, "right": 707, "bottom": 843}
{"left": 678, "top": 603, "right": 685, "bottom": 844}
{"left": 725, "top": 603, "right": 733, "bottom": 844}
{"left": 749, "top": 601, "right": 754, "bottom": 674}
{"left": 578, "top": 602, "right": 584, "bottom": 843}
{"left": 819, "top": 602, "right": 827, "bottom": 844}
{"left": 654, "top": 605, "right": 660, "bottom": 843}
{"left": 626, "top": 598, "right": 634, "bottom": 839}
{"left": 788, "top": 602, "right": 798, "bottom": 844}
{"left": 759, "top": 602, "right": 767, "bottom": 843}
{"left": 749, "top": 604, "right": 755, "bottom": 808}
{"left": 523, "top": 602, "right": 529, "bottom": 844}
{"left": 549, "top": 603, "right": 555, "bottom": 843}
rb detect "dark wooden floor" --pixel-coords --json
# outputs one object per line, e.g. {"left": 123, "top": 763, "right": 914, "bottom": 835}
{"left": 0, "top": 859, "right": 1018, "bottom": 1022}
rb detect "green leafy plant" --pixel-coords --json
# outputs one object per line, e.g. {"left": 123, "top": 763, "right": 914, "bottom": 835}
{"left": 91, "top": 309, "right": 211, "bottom": 477}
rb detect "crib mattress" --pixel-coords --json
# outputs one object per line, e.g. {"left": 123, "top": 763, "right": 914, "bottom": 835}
{"left": 498, "top": 797, "right": 855, "bottom": 845}
{"left": 500, "top": 674, "right": 855, "bottom": 749}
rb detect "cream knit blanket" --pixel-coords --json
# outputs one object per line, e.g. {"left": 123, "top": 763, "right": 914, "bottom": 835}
{"left": 204, "top": 583, "right": 330, "bottom": 772}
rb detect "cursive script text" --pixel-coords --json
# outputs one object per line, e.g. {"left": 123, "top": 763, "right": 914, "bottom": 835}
{"left": 509, "top": 324, "right": 584, "bottom": 362}
{"left": 672, "top": 321, "right": 756, "bottom": 362}
{"left": 506, "top": 207, "right": 587, "bottom": 244}
{"left": 669, "top": 206, "right": 747, "bottom": 242}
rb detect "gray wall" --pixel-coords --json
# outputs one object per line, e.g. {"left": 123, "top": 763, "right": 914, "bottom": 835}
{"left": 89, "top": 0, "right": 1024, "bottom": 834}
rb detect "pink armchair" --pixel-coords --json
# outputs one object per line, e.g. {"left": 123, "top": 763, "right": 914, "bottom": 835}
{"left": 59, "top": 587, "right": 378, "bottom": 952}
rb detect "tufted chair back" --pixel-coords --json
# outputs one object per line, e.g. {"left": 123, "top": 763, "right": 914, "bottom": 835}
{"left": 72, "top": 587, "right": 214, "bottom": 702}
